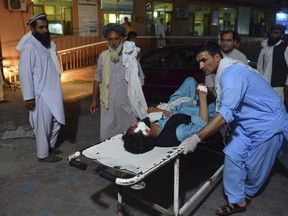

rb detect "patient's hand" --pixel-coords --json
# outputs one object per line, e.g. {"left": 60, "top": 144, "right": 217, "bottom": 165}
{"left": 147, "top": 106, "right": 171, "bottom": 117}
{"left": 196, "top": 84, "right": 208, "bottom": 100}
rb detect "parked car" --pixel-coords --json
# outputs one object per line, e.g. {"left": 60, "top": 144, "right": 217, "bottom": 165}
{"left": 140, "top": 45, "right": 205, "bottom": 105}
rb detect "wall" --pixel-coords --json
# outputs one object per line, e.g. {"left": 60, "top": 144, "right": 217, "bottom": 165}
{"left": 0, "top": 0, "right": 31, "bottom": 66}
{"left": 0, "top": 0, "right": 283, "bottom": 69}
{"left": 0, "top": 0, "right": 103, "bottom": 67}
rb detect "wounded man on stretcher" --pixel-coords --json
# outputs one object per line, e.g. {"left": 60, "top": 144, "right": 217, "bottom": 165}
{"left": 122, "top": 77, "right": 216, "bottom": 154}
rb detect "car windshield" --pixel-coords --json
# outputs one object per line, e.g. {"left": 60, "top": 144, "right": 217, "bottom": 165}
{"left": 141, "top": 49, "right": 173, "bottom": 70}
{"left": 172, "top": 49, "right": 199, "bottom": 69}
{"left": 141, "top": 47, "right": 199, "bottom": 70}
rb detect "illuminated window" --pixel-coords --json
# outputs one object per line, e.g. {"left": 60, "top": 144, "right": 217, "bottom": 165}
{"left": 218, "top": 7, "right": 237, "bottom": 32}
{"left": 32, "top": 0, "right": 73, "bottom": 36}
{"left": 188, "top": 5, "right": 210, "bottom": 36}
{"left": 276, "top": 11, "right": 288, "bottom": 34}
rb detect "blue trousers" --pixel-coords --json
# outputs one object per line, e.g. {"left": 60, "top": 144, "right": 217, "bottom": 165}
{"left": 223, "top": 133, "right": 284, "bottom": 203}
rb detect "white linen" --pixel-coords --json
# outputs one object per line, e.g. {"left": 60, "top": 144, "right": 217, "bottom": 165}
{"left": 17, "top": 34, "right": 65, "bottom": 125}
{"left": 123, "top": 41, "right": 148, "bottom": 119}
{"left": 157, "top": 96, "right": 196, "bottom": 112}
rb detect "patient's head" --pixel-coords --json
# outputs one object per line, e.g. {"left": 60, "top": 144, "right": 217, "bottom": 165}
{"left": 122, "top": 118, "right": 155, "bottom": 154}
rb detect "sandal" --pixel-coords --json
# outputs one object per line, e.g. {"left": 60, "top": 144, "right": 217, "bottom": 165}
{"left": 215, "top": 203, "right": 246, "bottom": 216}
{"left": 38, "top": 155, "right": 62, "bottom": 163}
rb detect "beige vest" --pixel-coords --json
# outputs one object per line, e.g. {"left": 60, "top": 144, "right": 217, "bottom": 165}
{"left": 99, "top": 50, "right": 111, "bottom": 109}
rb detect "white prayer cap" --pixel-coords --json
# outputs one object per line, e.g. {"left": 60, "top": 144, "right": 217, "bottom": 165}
{"left": 27, "top": 12, "right": 47, "bottom": 25}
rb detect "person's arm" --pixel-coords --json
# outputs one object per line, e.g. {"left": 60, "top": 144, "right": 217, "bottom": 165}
{"left": 179, "top": 113, "right": 226, "bottom": 154}
{"left": 90, "top": 53, "right": 103, "bottom": 114}
{"left": 197, "top": 86, "right": 209, "bottom": 123}
{"left": 90, "top": 80, "right": 100, "bottom": 114}
{"left": 240, "top": 52, "right": 249, "bottom": 66}
{"left": 18, "top": 44, "right": 36, "bottom": 110}
{"left": 197, "top": 113, "right": 226, "bottom": 140}
{"left": 175, "top": 85, "right": 209, "bottom": 142}
{"left": 147, "top": 106, "right": 171, "bottom": 117}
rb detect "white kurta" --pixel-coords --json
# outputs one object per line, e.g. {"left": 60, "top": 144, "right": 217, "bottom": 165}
{"left": 156, "top": 21, "right": 166, "bottom": 48}
{"left": 95, "top": 52, "right": 145, "bottom": 140}
{"left": 224, "top": 48, "right": 249, "bottom": 66}
{"left": 17, "top": 35, "right": 65, "bottom": 158}
{"left": 123, "top": 41, "right": 148, "bottom": 119}
{"left": 257, "top": 39, "right": 288, "bottom": 101}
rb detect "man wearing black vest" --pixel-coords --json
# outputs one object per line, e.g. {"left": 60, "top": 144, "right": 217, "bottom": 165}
{"left": 257, "top": 24, "right": 288, "bottom": 103}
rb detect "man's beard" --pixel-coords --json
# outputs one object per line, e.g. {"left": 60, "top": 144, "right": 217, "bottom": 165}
{"left": 33, "top": 31, "right": 51, "bottom": 48}
{"left": 108, "top": 42, "right": 123, "bottom": 63}
{"left": 267, "top": 36, "right": 281, "bottom": 47}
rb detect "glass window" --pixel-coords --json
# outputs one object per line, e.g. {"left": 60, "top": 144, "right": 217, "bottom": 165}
{"left": 251, "top": 10, "right": 267, "bottom": 36}
{"left": 103, "top": 13, "right": 117, "bottom": 25}
{"left": 32, "top": 0, "right": 73, "bottom": 36}
{"left": 218, "top": 7, "right": 237, "bottom": 31}
{"left": 276, "top": 11, "right": 288, "bottom": 34}
{"left": 188, "top": 5, "right": 210, "bottom": 36}
{"left": 145, "top": 2, "right": 173, "bottom": 36}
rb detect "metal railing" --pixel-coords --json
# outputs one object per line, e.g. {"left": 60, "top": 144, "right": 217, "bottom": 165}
{"left": 55, "top": 35, "right": 263, "bottom": 73}
{"left": 57, "top": 41, "right": 107, "bottom": 72}
{"left": 56, "top": 36, "right": 219, "bottom": 73}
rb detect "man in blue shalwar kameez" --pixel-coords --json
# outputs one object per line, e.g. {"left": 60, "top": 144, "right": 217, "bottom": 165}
{"left": 179, "top": 41, "right": 288, "bottom": 216}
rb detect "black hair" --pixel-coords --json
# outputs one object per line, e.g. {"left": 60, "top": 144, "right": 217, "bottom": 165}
{"left": 122, "top": 117, "right": 155, "bottom": 154}
{"left": 196, "top": 41, "right": 223, "bottom": 58}
{"left": 270, "top": 25, "right": 286, "bottom": 35}
{"left": 220, "top": 30, "right": 239, "bottom": 41}
{"left": 127, "top": 31, "right": 138, "bottom": 41}
{"left": 122, "top": 132, "right": 155, "bottom": 154}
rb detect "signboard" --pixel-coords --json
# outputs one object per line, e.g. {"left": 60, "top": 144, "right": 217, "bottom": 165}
{"left": 78, "top": 1, "right": 98, "bottom": 37}
{"left": 101, "top": 0, "right": 133, "bottom": 11}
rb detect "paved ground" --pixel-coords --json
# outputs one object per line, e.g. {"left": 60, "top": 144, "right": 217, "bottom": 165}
{"left": 0, "top": 81, "right": 288, "bottom": 216}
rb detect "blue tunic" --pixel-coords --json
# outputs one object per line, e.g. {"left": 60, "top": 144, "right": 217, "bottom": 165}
{"left": 216, "top": 61, "right": 288, "bottom": 203}
{"left": 158, "top": 77, "right": 216, "bottom": 142}
{"left": 217, "top": 64, "right": 288, "bottom": 160}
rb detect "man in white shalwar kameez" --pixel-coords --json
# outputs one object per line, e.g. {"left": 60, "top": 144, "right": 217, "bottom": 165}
{"left": 90, "top": 23, "right": 146, "bottom": 141}
{"left": 257, "top": 24, "right": 288, "bottom": 103}
{"left": 17, "top": 13, "right": 65, "bottom": 162}
{"left": 179, "top": 41, "right": 288, "bottom": 216}
{"left": 156, "top": 17, "right": 166, "bottom": 48}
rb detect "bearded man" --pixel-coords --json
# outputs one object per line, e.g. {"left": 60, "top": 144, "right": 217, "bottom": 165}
{"left": 257, "top": 24, "right": 288, "bottom": 102}
{"left": 90, "top": 23, "right": 146, "bottom": 140}
{"left": 17, "top": 12, "right": 65, "bottom": 162}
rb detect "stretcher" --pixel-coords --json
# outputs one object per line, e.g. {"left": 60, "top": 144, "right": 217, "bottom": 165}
{"left": 82, "top": 133, "right": 224, "bottom": 216}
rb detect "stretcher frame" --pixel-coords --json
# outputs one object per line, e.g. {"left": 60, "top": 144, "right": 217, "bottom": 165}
{"left": 82, "top": 133, "right": 224, "bottom": 216}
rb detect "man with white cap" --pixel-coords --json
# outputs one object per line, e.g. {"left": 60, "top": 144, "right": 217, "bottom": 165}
{"left": 257, "top": 24, "right": 288, "bottom": 102}
{"left": 17, "top": 12, "right": 65, "bottom": 162}
{"left": 90, "top": 23, "right": 146, "bottom": 140}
